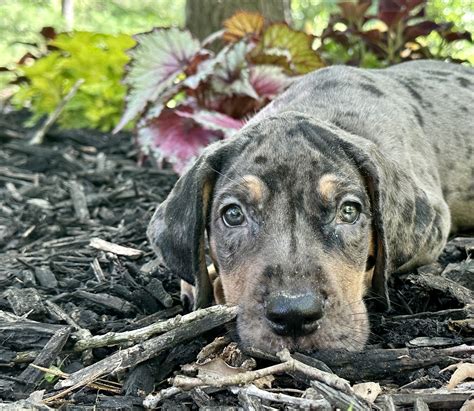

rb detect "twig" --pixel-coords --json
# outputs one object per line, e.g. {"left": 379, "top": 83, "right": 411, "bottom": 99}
{"left": 89, "top": 237, "right": 143, "bottom": 259}
{"left": 230, "top": 384, "right": 331, "bottom": 410}
{"left": 29, "top": 79, "right": 84, "bottom": 145}
{"left": 74, "top": 305, "right": 233, "bottom": 352}
{"left": 55, "top": 305, "right": 238, "bottom": 391}
{"left": 172, "top": 348, "right": 351, "bottom": 395}
{"left": 144, "top": 387, "right": 183, "bottom": 408}
{"left": 310, "top": 380, "right": 372, "bottom": 411}
{"left": 30, "top": 365, "right": 121, "bottom": 394}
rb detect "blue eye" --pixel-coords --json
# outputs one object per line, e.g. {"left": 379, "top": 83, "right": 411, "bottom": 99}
{"left": 222, "top": 205, "right": 245, "bottom": 227}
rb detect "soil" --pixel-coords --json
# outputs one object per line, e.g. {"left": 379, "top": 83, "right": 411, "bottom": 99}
{"left": 0, "top": 110, "right": 472, "bottom": 410}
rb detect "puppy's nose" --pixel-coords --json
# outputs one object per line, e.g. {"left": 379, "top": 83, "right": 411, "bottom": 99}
{"left": 265, "top": 293, "right": 324, "bottom": 336}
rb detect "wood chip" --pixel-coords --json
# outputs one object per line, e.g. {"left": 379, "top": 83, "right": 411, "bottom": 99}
{"left": 89, "top": 238, "right": 143, "bottom": 259}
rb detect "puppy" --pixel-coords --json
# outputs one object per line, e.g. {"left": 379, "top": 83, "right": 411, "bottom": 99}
{"left": 147, "top": 60, "right": 473, "bottom": 352}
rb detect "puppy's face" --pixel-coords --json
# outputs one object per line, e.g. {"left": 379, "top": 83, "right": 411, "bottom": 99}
{"left": 208, "top": 131, "right": 375, "bottom": 352}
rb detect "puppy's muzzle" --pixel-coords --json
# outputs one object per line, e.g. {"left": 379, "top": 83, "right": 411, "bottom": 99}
{"left": 265, "top": 292, "right": 325, "bottom": 337}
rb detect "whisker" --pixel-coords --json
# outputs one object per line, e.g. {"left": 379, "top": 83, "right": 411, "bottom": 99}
{"left": 208, "top": 165, "right": 247, "bottom": 190}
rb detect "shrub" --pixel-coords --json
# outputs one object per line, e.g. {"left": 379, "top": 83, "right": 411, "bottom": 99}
{"left": 320, "top": 0, "right": 472, "bottom": 67}
{"left": 115, "top": 12, "right": 324, "bottom": 173}
{"left": 12, "top": 29, "right": 135, "bottom": 131}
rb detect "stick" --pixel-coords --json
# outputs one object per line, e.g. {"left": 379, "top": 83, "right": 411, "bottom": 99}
{"left": 29, "top": 79, "right": 84, "bottom": 145}
{"left": 18, "top": 326, "right": 71, "bottom": 390}
{"left": 55, "top": 305, "right": 238, "bottom": 391}
{"left": 407, "top": 273, "right": 474, "bottom": 305}
{"left": 74, "top": 305, "right": 231, "bottom": 352}
{"left": 172, "top": 348, "right": 351, "bottom": 395}
{"left": 30, "top": 365, "right": 121, "bottom": 394}
{"left": 89, "top": 238, "right": 143, "bottom": 259}
{"left": 231, "top": 384, "right": 331, "bottom": 410}
{"left": 310, "top": 380, "right": 371, "bottom": 411}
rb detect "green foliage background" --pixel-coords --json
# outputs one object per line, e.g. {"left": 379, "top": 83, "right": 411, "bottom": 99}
{"left": 0, "top": 0, "right": 471, "bottom": 132}
{"left": 0, "top": 0, "right": 185, "bottom": 67}
{"left": 1, "top": 0, "right": 472, "bottom": 69}
{"left": 12, "top": 32, "right": 135, "bottom": 131}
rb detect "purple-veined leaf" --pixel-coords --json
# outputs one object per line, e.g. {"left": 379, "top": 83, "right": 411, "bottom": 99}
{"left": 114, "top": 28, "right": 205, "bottom": 133}
{"left": 249, "top": 65, "right": 294, "bottom": 99}
{"left": 137, "top": 106, "right": 223, "bottom": 174}
{"left": 176, "top": 108, "right": 244, "bottom": 137}
{"left": 403, "top": 21, "right": 441, "bottom": 41}
{"left": 251, "top": 23, "right": 325, "bottom": 74}
{"left": 441, "top": 30, "right": 472, "bottom": 42}
{"left": 210, "top": 42, "right": 258, "bottom": 99}
{"left": 184, "top": 42, "right": 258, "bottom": 99}
{"left": 377, "top": 0, "right": 424, "bottom": 28}
{"left": 338, "top": 1, "right": 372, "bottom": 24}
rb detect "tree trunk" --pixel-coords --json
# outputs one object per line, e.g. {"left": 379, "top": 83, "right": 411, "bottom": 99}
{"left": 61, "top": 0, "right": 74, "bottom": 31}
{"left": 185, "top": 0, "right": 290, "bottom": 40}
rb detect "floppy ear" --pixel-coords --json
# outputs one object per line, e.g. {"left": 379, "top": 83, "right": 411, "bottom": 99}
{"left": 146, "top": 138, "right": 247, "bottom": 309}
{"left": 324, "top": 123, "right": 450, "bottom": 309}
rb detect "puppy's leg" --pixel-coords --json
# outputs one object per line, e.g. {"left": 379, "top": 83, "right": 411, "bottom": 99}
{"left": 180, "top": 264, "right": 225, "bottom": 310}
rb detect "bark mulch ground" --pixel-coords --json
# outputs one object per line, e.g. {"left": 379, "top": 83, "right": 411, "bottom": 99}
{"left": 0, "top": 111, "right": 472, "bottom": 410}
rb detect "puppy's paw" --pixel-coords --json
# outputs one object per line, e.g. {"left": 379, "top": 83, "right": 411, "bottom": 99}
{"left": 180, "top": 264, "right": 226, "bottom": 311}
{"left": 180, "top": 279, "right": 195, "bottom": 312}
{"left": 208, "top": 264, "right": 226, "bottom": 305}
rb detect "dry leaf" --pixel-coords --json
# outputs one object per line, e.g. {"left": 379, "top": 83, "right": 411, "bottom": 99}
{"left": 254, "top": 374, "right": 274, "bottom": 389}
{"left": 352, "top": 382, "right": 382, "bottom": 403}
{"left": 196, "top": 357, "right": 247, "bottom": 379}
{"left": 447, "top": 363, "right": 474, "bottom": 390}
{"left": 460, "top": 398, "right": 474, "bottom": 411}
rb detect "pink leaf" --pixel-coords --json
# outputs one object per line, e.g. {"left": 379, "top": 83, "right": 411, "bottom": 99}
{"left": 176, "top": 109, "right": 244, "bottom": 137}
{"left": 250, "top": 65, "right": 294, "bottom": 99}
{"left": 138, "top": 106, "right": 221, "bottom": 174}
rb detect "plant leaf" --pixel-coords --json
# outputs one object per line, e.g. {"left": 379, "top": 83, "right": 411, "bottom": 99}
{"left": 249, "top": 65, "right": 293, "bottom": 99}
{"left": 176, "top": 108, "right": 243, "bottom": 137}
{"left": 338, "top": 1, "right": 372, "bottom": 24}
{"left": 378, "top": 0, "right": 425, "bottom": 28}
{"left": 137, "top": 106, "right": 221, "bottom": 174}
{"left": 114, "top": 28, "right": 203, "bottom": 133}
{"left": 439, "top": 30, "right": 472, "bottom": 43}
{"left": 210, "top": 42, "right": 259, "bottom": 99}
{"left": 403, "top": 21, "right": 440, "bottom": 42}
{"left": 251, "top": 23, "right": 325, "bottom": 74}
{"left": 223, "top": 11, "right": 265, "bottom": 43}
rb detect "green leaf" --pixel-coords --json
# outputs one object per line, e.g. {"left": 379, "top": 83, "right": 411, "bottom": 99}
{"left": 251, "top": 23, "right": 325, "bottom": 74}
{"left": 44, "top": 365, "right": 62, "bottom": 383}
{"left": 12, "top": 30, "right": 134, "bottom": 132}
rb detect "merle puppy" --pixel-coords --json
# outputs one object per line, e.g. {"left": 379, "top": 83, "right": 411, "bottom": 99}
{"left": 148, "top": 60, "right": 473, "bottom": 352}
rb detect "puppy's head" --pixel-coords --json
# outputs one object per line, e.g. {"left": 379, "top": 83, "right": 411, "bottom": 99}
{"left": 148, "top": 113, "right": 388, "bottom": 352}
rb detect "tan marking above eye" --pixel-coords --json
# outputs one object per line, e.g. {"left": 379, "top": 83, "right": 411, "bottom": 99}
{"left": 242, "top": 175, "right": 266, "bottom": 203}
{"left": 318, "top": 174, "right": 341, "bottom": 202}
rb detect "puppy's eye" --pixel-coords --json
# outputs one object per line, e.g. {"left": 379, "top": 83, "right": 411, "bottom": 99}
{"left": 337, "top": 201, "right": 361, "bottom": 224}
{"left": 222, "top": 205, "right": 245, "bottom": 227}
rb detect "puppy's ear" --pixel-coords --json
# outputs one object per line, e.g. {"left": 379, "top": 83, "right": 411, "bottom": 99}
{"left": 146, "top": 139, "right": 244, "bottom": 309}
{"left": 330, "top": 127, "right": 450, "bottom": 309}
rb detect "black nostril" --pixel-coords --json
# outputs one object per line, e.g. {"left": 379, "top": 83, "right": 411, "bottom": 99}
{"left": 265, "top": 293, "right": 324, "bottom": 336}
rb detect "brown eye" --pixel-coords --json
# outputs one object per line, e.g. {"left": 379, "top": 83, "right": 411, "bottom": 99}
{"left": 338, "top": 201, "right": 361, "bottom": 224}
{"left": 222, "top": 205, "right": 245, "bottom": 227}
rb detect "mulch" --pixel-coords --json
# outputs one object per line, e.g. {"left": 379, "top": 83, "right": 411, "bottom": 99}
{"left": 0, "top": 110, "right": 472, "bottom": 410}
